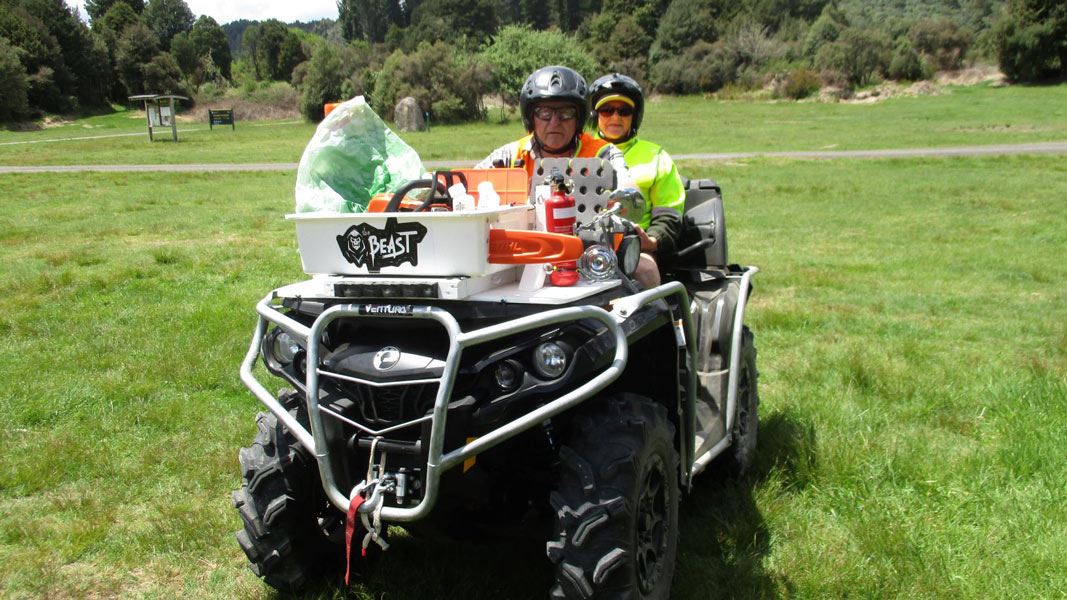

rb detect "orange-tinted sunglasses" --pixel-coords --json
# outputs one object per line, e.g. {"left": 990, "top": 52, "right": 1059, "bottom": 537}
{"left": 596, "top": 105, "right": 634, "bottom": 117}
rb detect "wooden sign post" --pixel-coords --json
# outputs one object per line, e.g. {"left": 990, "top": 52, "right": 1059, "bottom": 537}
{"left": 128, "top": 94, "right": 188, "bottom": 142}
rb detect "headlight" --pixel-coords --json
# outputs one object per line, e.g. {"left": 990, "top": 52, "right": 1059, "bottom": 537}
{"left": 493, "top": 359, "right": 523, "bottom": 392}
{"left": 532, "top": 342, "right": 568, "bottom": 379}
{"left": 271, "top": 331, "right": 301, "bottom": 365}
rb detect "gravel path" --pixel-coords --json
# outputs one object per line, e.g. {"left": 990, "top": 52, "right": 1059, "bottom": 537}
{"left": 0, "top": 141, "right": 1064, "bottom": 174}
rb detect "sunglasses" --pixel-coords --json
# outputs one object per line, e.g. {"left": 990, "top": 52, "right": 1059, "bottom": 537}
{"left": 533, "top": 106, "right": 578, "bottom": 121}
{"left": 597, "top": 105, "right": 634, "bottom": 117}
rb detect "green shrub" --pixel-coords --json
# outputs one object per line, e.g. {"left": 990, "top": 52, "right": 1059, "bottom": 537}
{"left": 583, "top": 13, "right": 652, "bottom": 72}
{"left": 480, "top": 26, "right": 598, "bottom": 106}
{"left": 888, "top": 39, "right": 931, "bottom": 81}
{"left": 143, "top": 52, "right": 184, "bottom": 94}
{"left": 0, "top": 36, "right": 29, "bottom": 120}
{"left": 247, "top": 81, "right": 297, "bottom": 106}
{"left": 994, "top": 0, "right": 1067, "bottom": 82}
{"left": 603, "top": 57, "right": 650, "bottom": 90}
{"left": 142, "top": 52, "right": 193, "bottom": 105}
{"left": 196, "top": 80, "right": 227, "bottom": 102}
{"left": 781, "top": 68, "right": 821, "bottom": 98}
{"left": 336, "top": 42, "right": 384, "bottom": 101}
{"left": 802, "top": 3, "right": 848, "bottom": 57}
{"left": 722, "top": 21, "right": 786, "bottom": 72}
{"left": 371, "top": 42, "right": 489, "bottom": 123}
{"left": 817, "top": 68, "right": 848, "bottom": 89}
{"left": 115, "top": 22, "right": 159, "bottom": 96}
{"left": 815, "top": 28, "right": 892, "bottom": 87}
{"left": 27, "top": 66, "right": 74, "bottom": 113}
{"left": 650, "top": 0, "right": 728, "bottom": 63}
{"left": 651, "top": 41, "right": 732, "bottom": 93}
{"left": 908, "top": 18, "right": 974, "bottom": 71}
{"left": 299, "top": 42, "right": 343, "bottom": 122}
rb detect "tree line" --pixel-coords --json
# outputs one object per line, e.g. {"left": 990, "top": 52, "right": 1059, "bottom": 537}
{"left": 0, "top": 0, "right": 231, "bottom": 120}
{"left": 0, "top": 0, "right": 1063, "bottom": 123}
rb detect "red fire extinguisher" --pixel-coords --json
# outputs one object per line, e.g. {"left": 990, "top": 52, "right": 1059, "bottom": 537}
{"left": 544, "top": 170, "right": 579, "bottom": 286}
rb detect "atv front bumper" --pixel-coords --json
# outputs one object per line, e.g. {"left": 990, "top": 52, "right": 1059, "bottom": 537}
{"left": 239, "top": 282, "right": 702, "bottom": 522}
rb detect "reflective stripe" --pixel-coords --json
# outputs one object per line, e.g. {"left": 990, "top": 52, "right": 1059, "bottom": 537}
{"left": 553, "top": 206, "right": 577, "bottom": 220}
{"left": 499, "top": 133, "right": 616, "bottom": 181}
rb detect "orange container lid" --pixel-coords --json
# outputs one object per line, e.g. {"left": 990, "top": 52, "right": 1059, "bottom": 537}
{"left": 450, "top": 168, "right": 530, "bottom": 206}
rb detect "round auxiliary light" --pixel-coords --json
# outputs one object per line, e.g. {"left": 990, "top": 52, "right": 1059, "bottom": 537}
{"left": 493, "top": 360, "right": 522, "bottom": 392}
{"left": 271, "top": 331, "right": 300, "bottom": 365}
{"left": 533, "top": 342, "right": 568, "bottom": 379}
{"left": 618, "top": 236, "right": 641, "bottom": 277}
{"left": 577, "top": 244, "right": 618, "bottom": 281}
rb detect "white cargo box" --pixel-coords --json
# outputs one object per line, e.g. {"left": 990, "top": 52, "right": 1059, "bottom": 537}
{"left": 287, "top": 206, "right": 531, "bottom": 277}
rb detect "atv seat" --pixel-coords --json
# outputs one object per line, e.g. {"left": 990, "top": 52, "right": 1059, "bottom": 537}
{"left": 666, "top": 178, "right": 728, "bottom": 273}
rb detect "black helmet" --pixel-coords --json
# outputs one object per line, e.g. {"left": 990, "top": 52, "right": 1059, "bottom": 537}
{"left": 519, "top": 66, "right": 590, "bottom": 133}
{"left": 589, "top": 73, "right": 645, "bottom": 140}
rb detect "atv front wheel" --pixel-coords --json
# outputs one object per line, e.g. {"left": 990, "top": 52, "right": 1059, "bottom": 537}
{"left": 233, "top": 391, "right": 345, "bottom": 591}
{"left": 548, "top": 394, "right": 679, "bottom": 599}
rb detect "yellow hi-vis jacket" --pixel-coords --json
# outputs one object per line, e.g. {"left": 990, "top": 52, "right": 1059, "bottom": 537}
{"left": 603, "top": 135, "right": 685, "bottom": 254}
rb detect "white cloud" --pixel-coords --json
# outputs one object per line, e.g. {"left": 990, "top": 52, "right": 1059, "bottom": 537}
{"left": 67, "top": 0, "right": 338, "bottom": 24}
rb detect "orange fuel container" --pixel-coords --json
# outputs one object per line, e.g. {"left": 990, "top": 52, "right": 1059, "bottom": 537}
{"left": 454, "top": 168, "right": 529, "bottom": 206}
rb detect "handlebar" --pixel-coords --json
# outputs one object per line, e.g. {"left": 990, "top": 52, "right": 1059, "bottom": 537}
{"left": 385, "top": 171, "right": 468, "bottom": 212}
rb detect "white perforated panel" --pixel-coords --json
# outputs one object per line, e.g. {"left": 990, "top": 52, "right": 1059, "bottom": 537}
{"left": 531, "top": 158, "right": 617, "bottom": 228}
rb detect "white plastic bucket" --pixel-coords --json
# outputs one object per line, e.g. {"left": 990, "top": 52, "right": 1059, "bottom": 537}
{"left": 287, "top": 206, "right": 531, "bottom": 277}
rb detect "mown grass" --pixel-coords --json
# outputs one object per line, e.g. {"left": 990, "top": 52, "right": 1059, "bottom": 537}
{"left": 0, "top": 153, "right": 1064, "bottom": 598}
{"left": 0, "top": 83, "right": 1065, "bottom": 166}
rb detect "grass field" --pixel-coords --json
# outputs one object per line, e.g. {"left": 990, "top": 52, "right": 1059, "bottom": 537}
{"left": 0, "top": 151, "right": 1064, "bottom": 598}
{"left": 1, "top": 83, "right": 1065, "bottom": 166}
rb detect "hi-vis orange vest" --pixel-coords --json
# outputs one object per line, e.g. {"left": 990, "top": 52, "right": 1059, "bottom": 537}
{"left": 513, "top": 132, "right": 611, "bottom": 180}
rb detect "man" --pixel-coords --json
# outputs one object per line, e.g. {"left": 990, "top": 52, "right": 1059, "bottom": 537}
{"left": 477, "top": 65, "right": 637, "bottom": 192}
{"left": 590, "top": 73, "right": 686, "bottom": 288}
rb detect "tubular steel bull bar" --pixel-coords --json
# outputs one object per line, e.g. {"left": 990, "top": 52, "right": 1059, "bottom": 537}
{"left": 239, "top": 273, "right": 755, "bottom": 522}
{"left": 242, "top": 295, "right": 636, "bottom": 522}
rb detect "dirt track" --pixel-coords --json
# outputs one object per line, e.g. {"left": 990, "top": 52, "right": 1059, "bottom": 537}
{"left": 0, "top": 141, "right": 1064, "bottom": 173}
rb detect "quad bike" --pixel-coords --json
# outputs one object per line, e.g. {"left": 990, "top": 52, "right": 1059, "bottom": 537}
{"left": 234, "top": 159, "right": 759, "bottom": 598}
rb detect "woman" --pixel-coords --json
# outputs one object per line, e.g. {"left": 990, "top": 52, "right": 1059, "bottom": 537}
{"left": 590, "top": 73, "right": 685, "bottom": 287}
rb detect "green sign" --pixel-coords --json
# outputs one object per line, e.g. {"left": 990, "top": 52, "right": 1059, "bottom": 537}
{"left": 209, "top": 109, "right": 235, "bottom": 130}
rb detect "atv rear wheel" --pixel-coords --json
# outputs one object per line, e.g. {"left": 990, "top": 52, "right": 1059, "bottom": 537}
{"left": 718, "top": 326, "right": 759, "bottom": 477}
{"left": 548, "top": 394, "right": 679, "bottom": 599}
{"left": 233, "top": 391, "right": 345, "bottom": 591}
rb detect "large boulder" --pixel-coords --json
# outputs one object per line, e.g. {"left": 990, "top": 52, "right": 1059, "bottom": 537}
{"left": 394, "top": 97, "right": 426, "bottom": 132}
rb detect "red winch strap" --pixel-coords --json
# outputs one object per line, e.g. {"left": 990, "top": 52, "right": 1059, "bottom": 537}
{"left": 344, "top": 494, "right": 365, "bottom": 585}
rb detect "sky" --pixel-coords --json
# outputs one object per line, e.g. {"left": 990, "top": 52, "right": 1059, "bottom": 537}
{"left": 65, "top": 0, "right": 339, "bottom": 25}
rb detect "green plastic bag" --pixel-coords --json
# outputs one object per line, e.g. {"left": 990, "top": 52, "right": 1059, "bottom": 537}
{"left": 295, "top": 96, "right": 425, "bottom": 213}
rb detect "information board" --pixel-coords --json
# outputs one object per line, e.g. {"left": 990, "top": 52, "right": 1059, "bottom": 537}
{"left": 209, "top": 109, "right": 235, "bottom": 130}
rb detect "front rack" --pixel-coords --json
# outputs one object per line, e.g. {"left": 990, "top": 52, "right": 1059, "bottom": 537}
{"left": 241, "top": 297, "right": 630, "bottom": 522}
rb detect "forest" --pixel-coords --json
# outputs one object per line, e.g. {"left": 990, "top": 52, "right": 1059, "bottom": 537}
{"left": 0, "top": 0, "right": 1064, "bottom": 123}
